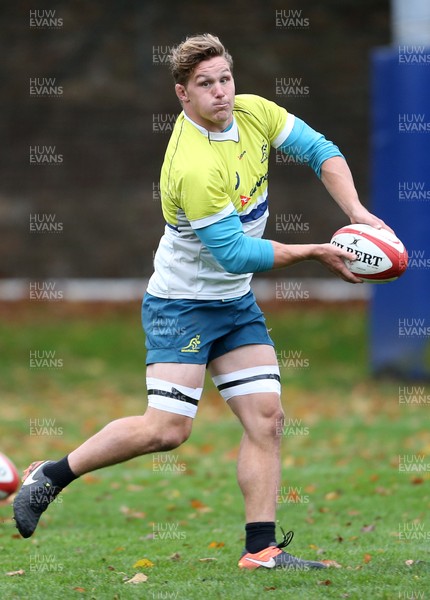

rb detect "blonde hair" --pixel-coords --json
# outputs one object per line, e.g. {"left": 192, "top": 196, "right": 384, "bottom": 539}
{"left": 169, "top": 33, "right": 233, "bottom": 85}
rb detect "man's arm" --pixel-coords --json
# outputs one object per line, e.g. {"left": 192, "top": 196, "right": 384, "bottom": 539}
{"left": 278, "top": 117, "right": 394, "bottom": 232}
{"left": 270, "top": 156, "right": 392, "bottom": 281}
{"left": 320, "top": 156, "right": 393, "bottom": 232}
{"left": 196, "top": 211, "right": 362, "bottom": 283}
{"left": 269, "top": 240, "right": 360, "bottom": 283}
{"left": 196, "top": 119, "right": 391, "bottom": 283}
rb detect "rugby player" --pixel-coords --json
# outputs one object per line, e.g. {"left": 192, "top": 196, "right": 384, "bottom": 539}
{"left": 14, "top": 33, "right": 391, "bottom": 570}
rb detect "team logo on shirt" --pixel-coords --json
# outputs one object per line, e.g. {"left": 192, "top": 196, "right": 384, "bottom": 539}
{"left": 240, "top": 195, "right": 251, "bottom": 207}
{"left": 235, "top": 171, "right": 240, "bottom": 190}
{"left": 181, "top": 334, "right": 201, "bottom": 353}
{"left": 260, "top": 141, "right": 269, "bottom": 163}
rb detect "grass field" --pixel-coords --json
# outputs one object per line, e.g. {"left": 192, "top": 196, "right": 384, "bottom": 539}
{"left": 0, "top": 300, "right": 429, "bottom": 599}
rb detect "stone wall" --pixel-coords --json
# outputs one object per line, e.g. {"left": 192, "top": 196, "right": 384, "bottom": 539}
{"left": 0, "top": 0, "right": 390, "bottom": 278}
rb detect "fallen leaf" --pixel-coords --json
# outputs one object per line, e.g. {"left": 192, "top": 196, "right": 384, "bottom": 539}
{"left": 264, "top": 586, "right": 277, "bottom": 591}
{"left": 405, "top": 559, "right": 414, "bottom": 566}
{"left": 82, "top": 474, "right": 100, "bottom": 484}
{"left": 200, "top": 444, "right": 214, "bottom": 454}
{"left": 325, "top": 491, "right": 341, "bottom": 501}
{"left": 208, "top": 541, "right": 225, "bottom": 548}
{"left": 304, "top": 484, "right": 317, "bottom": 493}
{"left": 190, "top": 499, "right": 212, "bottom": 513}
{"left": 363, "top": 554, "right": 372, "bottom": 564}
{"left": 120, "top": 506, "right": 146, "bottom": 519}
{"left": 198, "top": 557, "right": 217, "bottom": 562}
{"left": 133, "top": 559, "right": 154, "bottom": 569}
{"left": 361, "top": 524, "right": 375, "bottom": 533}
{"left": 321, "top": 559, "right": 342, "bottom": 568}
{"left": 411, "top": 477, "right": 424, "bottom": 485}
{"left": 287, "top": 489, "right": 301, "bottom": 502}
{"left": 318, "top": 579, "right": 332, "bottom": 585}
{"left": 127, "top": 484, "right": 144, "bottom": 492}
{"left": 124, "top": 573, "right": 148, "bottom": 584}
{"left": 374, "top": 486, "right": 390, "bottom": 496}
{"left": 73, "top": 588, "right": 86, "bottom": 592}
{"left": 169, "top": 552, "right": 181, "bottom": 561}
{"left": 6, "top": 569, "right": 25, "bottom": 577}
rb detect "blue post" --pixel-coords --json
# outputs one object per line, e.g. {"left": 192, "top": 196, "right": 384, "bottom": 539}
{"left": 370, "top": 46, "right": 430, "bottom": 378}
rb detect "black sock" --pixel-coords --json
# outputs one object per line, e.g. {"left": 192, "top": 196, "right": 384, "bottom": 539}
{"left": 245, "top": 521, "right": 276, "bottom": 553}
{"left": 43, "top": 455, "right": 78, "bottom": 489}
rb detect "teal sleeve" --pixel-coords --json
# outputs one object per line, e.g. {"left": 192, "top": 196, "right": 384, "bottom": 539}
{"left": 195, "top": 212, "right": 274, "bottom": 274}
{"left": 278, "top": 117, "right": 344, "bottom": 178}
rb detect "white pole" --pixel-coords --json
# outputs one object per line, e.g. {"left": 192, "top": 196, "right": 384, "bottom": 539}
{"left": 391, "top": 0, "right": 430, "bottom": 44}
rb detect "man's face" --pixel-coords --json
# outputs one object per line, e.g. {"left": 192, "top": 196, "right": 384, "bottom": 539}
{"left": 175, "top": 56, "right": 235, "bottom": 132}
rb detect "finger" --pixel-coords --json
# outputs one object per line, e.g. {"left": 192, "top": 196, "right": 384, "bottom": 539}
{"left": 341, "top": 271, "right": 363, "bottom": 284}
{"left": 374, "top": 221, "right": 395, "bottom": 234}
{"left": 331, "top": 254, "right": 363, "bottom": 283}
{"left": 336, "top": 261, "right": 363, "bottom": 283}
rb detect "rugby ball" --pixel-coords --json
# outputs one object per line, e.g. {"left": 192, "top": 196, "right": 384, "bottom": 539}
{"left": 0, "top": 452, "right": 20, "bottom": 499}
{"left": 330, "top": 224, "right": 408, "bottom": 282}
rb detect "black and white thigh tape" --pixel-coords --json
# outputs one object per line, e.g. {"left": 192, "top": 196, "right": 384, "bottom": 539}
{"left": 212, "top": 365, "right": 281, "bottom": 401}
{"left": 146, "top": 377, "right": 203, "bottom": 419}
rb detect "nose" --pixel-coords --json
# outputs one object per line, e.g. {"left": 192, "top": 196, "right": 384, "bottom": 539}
{"left": 213, "top": 82, "right": 225, "bottom": 97}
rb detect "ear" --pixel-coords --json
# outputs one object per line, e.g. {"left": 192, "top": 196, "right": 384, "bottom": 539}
{"left": 175, "top": 83, "right": 189, "bottom": 103}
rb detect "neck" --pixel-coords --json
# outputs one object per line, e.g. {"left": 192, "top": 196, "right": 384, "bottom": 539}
{"left": 183, "top": 110, "right": 232, "bottom": 133}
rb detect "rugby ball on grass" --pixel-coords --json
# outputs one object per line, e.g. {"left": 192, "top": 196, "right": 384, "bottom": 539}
{"left": 330, "top": 224, "right": 408, "bottom": 283}
{"left": 0, "top": 452, "right": 20, "bottom": 499}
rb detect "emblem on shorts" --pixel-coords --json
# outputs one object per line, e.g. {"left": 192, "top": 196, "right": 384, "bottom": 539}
{"left": 181, "top": 334, "right": 201, "bottom": 353}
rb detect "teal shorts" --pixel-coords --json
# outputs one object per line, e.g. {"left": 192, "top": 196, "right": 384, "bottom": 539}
{"left": 141, "top": 290, "right": 274, "bottom": 365}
